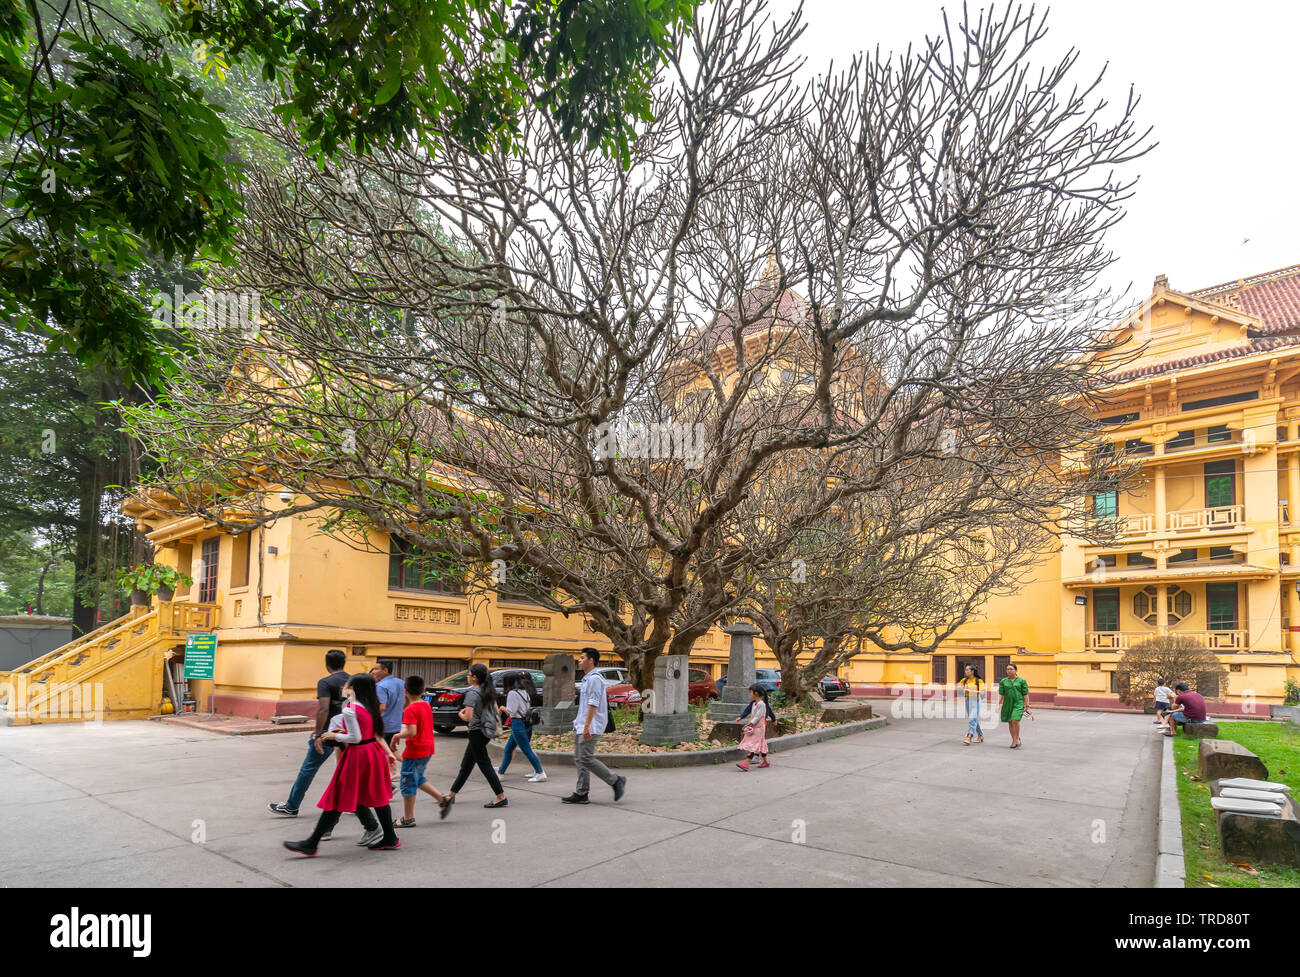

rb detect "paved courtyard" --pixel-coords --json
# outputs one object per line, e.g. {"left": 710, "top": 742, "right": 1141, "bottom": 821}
{"left": 0, "top": 704, "right": 1161, "bottom": 887}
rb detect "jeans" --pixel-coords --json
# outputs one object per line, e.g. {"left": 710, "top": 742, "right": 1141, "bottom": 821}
{"left": 499, "top": 720, "right": 543, "bottom": 775}
{"left": 965, "top": 696, "right": 983, "bottom": 738}
{"left": 450, "top": 730, "right": 504, "bottom": 796}
{"left": 574, "top": 733, "right": 618, "bottom": 794}
{"left": 286, "top": 735, "right": 335, "bottom": 811}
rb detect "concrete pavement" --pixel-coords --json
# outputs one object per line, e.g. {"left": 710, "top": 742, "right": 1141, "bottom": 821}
{"left": 0, "top": 703, "right": 1161, "bottom": 887}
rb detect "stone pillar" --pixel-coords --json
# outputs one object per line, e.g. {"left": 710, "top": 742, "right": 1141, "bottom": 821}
{"left": 708, "top": 622, "right": 759, "bottom": 721}
{"left": 1154, "top": 466, "right": 1167, "bottom": 532}
{"left": 639, "top": 654, "right": 696, "bottom": 745}
{"left": 534, "top": 652, "right": 577, "bottom": 735}
{"left": 1288, "top": 455, "right": 1300, "bottom": 527}
{"left": 1156, "top": 583, "right": 1169, "bottom": 637}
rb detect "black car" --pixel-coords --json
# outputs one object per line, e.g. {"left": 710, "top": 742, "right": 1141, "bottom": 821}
{"left": 424, "top": 668, "right": 545, "bottom": 733}
{"left": 820, "top": 674, "right": 851, "bottom": 700}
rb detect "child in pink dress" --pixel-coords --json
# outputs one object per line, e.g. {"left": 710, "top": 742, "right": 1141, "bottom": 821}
{"left": 284, "top": 674, "right": 400, "bottom": 856}
{"left": 736, "top": 684, "right": 774, "bottom": 771}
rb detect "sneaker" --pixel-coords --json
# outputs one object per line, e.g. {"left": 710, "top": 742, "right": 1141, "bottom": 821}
{"left": 758, "top": 759, "right": 770, "bottom": 768}
{"left": 368, "top": 837, "right": 402, "bottom": 851}
{"left": 320, "top": 830, "right": 333, "bottom": 841}
{"left": 283, "top": 840, "right": 317, "bottom": 857}
{"left": 268, "top": 802, "right": 298, "bottom": 817}
{"left": 357, "top": 827, "right": 383, "bottom": 847}
{"left": 561, "top": 792, "right": 589, "bottom": 804}
{"left": 612, "top": 776, "right": 627, "bottom": 802}
{"left": 526, "top": 771, "right": 548, "bottom": 783}
{"left": 736, "top": 761, "right": 750, "bottom": 771}
{"left": 439, "top": 795, "right": 455, "bottom": 820}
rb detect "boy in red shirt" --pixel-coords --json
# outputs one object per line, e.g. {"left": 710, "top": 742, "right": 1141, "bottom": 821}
{"left": 389, "top": 675, "right": 447, "bottom": 826}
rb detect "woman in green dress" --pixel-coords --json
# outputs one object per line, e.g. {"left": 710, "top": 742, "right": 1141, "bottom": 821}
{"left": 998, "top": 663, "right": 1032, "bottom": 749}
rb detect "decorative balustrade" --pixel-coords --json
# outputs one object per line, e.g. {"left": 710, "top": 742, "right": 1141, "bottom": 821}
{"left": 1166, "top": 505, "right": 1244, "bottom": 532}
{"left": 1085, "top": 629, "right": 1247, "bottom": 652}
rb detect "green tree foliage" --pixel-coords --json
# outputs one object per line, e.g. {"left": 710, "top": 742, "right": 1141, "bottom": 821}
{"left": 0, "top": 528, "right": 74, "bottom": 615}
{"left": 0, "top": 0, "right": 697, "bottom": 379}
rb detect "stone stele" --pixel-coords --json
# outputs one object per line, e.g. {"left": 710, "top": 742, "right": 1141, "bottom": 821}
{"left": 708, "top": 622, "right": 759, "bottom": 722}
{"left": 639, "top": 654, "right": 696, "bottom": 745}
{"left": 536, "top": 652, "right": 577, "bottom": 735}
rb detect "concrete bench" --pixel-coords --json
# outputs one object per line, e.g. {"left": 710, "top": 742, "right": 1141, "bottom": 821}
{"left": 1198, "top": 739, "right": 1269, "bottom": 783}
{"left": 819, "top": 700, "right": 873, "bottom": 724}
{"left": 1180, "top": 721, "right": 1219, "bottom": 739}
{"left": 1220, "top": 788, "right": 1289, "bottom": 804}
{"left": 1211, "top": 796, "right": 1285, "bottom": 816}
{"left": 1214, "top": 777, "right": 1291, "bottom": 793}
{"left": 1215, "top": 794, "right": 1300, "bottom": 866}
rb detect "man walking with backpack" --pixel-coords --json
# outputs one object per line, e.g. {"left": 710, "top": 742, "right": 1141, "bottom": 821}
{"left": 268, "top": 648, "right": 349, "bottom": 817}
{"left": 561, "top": 648, "right": 626, "bottom": 804}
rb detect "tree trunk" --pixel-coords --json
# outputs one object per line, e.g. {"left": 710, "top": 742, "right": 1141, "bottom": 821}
{"left": 71, "top": 457, "right": 102, "bottom": 635}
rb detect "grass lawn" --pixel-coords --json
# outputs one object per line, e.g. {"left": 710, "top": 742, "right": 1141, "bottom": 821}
{"left": 1172, "top": 720, "right": 1300, "bottom": 888}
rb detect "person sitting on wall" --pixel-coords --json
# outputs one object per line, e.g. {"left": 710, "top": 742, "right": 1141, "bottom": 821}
{"left": 1163, "top": 682, "right": 1208, "bottom": 737}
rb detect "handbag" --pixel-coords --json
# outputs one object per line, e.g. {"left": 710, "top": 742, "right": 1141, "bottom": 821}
{"left": 604, "top": 706, "right": 616, "bottom": 734}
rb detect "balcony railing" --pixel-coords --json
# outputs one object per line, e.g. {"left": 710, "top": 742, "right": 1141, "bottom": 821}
{"left": 1085, "top": 629, "right": 1247, "bottom": 652}
{"left": 1166, "top": 505, "right": 1243, "bottom": 532}
{"left": 1086, "top": 505, "right": 1244, "bottom": 537}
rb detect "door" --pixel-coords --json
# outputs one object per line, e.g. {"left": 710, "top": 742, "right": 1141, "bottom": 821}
{"left": 993, "top": 655, "right": 1012, "bottom": 687}
{"left": 198, "top": 537, "right": 220, "bottom": 604}
{"left": 1206, "top": 583, "right": 1238, "bottom": 631}
{"left": 954, "top": 655, "right": 988, "bottom": 695}
{"left": 175, "top": 543, "right": 193, "bottom": 598}
{"left": 1204, "top": 460, "right": 1236, "bottom": 509}
{"left": 1093, "top": 588, "right": 1120, "bottom": 633}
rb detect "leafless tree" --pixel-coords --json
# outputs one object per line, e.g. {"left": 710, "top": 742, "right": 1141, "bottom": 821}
{"left": 124, "top": 0, "right": 1150, "bottom": 689}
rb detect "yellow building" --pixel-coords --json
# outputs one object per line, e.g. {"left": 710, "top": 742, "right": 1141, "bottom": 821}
{"left": 871, "top": 264, "right": 1300, "bottom": 710}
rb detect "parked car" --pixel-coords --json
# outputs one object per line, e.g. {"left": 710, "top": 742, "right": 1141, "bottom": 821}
{"left": 424, "top": 668, "right": 544, "bottom": 733}
{"left": 573, "top": 666, "right": 643, "bottom": 709}
{"left": 688, "top": 668, "right": 718, "bottom": 702}
{"left": 716, "top": 668, "right": 782, "bottom": 697}
{"left": 820, "top": 673, "right": 851, "bottom": 700}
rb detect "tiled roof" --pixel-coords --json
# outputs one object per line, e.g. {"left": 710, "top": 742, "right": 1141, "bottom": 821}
{"left": 1108, "top": 335, "right": 1300, "bottom": 383}
{"left": 1190, "top": 263, "right": 1300, "bottom": 336}
{"left": 684, "top": 281, "right": 810, "bottom": 357}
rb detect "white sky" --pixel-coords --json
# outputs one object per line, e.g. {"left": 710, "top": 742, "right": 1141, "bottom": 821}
{"left": 772, "top": 0, "right": 1300, "bottom": 300}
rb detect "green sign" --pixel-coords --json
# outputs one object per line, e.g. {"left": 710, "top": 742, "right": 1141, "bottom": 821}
{"left": 184, "top": 633, "right": 217, "bottom": 680}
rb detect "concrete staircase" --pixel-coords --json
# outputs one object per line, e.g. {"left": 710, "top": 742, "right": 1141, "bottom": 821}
{"left": 0, "top": 602, "right": 218, "bottom": 725}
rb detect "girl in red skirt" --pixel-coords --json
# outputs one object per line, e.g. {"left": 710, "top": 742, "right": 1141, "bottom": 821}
{"left": 285, "top": 673, "right": 400, "bottom": 856}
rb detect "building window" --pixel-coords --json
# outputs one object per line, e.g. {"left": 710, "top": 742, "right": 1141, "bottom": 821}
{"left": 1093, "top": 491, "right": 1118, "bottom": 520}
{"left": 1132, "top": 585, "right": 1191, "bottom": 626}
{"left": 199, "top": 537, "right": 219, "bottom": 603}
{"left": 1126, "top": 553, "right": 1154, "bottom": 567}
{"left": 1168, "top": 548, "right": 1198, "bottom": 564}
{"left": 1167, "top": 429, "right": 1195, "bottom": 449}
{"left": 1124, "top": 439, "right": 1153, "bottom": 456}
{"left": 1207, "top": 424, "right": 1232, "bottom": 444}
{"left": 1094, "top": 588, "right": 1120, "bottom": 632}
{"left": 1209, "top": 546, "right": 1235, "bottom": 561}
{"left": 1181, "top": 391, "right": 1258, "bottom": 412}
{"left": 497, "top": 563, "right": 550, "bottom": 606}
{"left": 1098, "top": 412, "right": 1140, "bottom": 426}
{"left": 1205, "top": 460, "right": 1236, "bottom": 509}
{"left": 1206, "top": 583, "right": 1238, "bottom": 630}
{"left": 230, "top": 533, "right": 251, "bottom": 589}
{"left": 388, "top": 538, "right": 465, "bottom": 595}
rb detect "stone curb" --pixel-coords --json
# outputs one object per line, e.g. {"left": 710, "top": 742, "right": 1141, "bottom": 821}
{"left": 487, "top": 716, "right": 887, "bottom": 769}
{"left": 1155, "top": 732, "right": 1186, "bottom": 888}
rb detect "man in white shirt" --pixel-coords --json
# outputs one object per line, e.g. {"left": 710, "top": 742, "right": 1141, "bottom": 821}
{"left": 561, "top": 648, "right": 627, "bottom": 804}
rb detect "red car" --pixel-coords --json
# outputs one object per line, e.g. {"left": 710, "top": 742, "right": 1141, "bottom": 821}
{"left": 688, "top": 668, "right": 718, "bottom": 703}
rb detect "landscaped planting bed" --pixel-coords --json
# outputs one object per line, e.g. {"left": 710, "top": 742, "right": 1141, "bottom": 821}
{"left": 1172, "top": 720, "right": 1300, "bottom": 888}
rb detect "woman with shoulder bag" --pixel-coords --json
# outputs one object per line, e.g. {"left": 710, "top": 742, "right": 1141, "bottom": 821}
{"left": 443, "top": 664, "right": 508, "bottom": 815}
{"left": 498, "top": 671, "right": 547, "bottom": 782}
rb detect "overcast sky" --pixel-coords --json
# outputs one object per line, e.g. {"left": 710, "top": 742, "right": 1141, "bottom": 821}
{"left": 770, "top": 0, "right": 1300, "bottom": 301}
